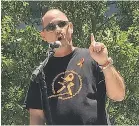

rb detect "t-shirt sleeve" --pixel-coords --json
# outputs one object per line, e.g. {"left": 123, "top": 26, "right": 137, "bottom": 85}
{"left": 23, "top": 80, "right": 43, "bottom": 110}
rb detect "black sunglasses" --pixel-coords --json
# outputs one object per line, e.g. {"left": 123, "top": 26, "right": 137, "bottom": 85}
{"left": 43, "top": 21, "right": 69, "bottom": 32}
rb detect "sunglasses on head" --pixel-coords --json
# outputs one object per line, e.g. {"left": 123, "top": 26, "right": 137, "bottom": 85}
{"left": 43, "top": 21, "right": 69, "bottom": 32}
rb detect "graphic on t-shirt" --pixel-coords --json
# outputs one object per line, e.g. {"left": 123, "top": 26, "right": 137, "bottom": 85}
{"left": 57, "top": 73, "right": 75, "bottom": 95}
{"left": 77, "top": 58, "right": 84, "bottom": 68}
{"left": 48, "top": 70, "right": 82, "bottom": 100}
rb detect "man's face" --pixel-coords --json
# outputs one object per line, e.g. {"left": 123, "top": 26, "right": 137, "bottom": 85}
{"left": 40, "top": 10, "right": 73, "bottom": 46}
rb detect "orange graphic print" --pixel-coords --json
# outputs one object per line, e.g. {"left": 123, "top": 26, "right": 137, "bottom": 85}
{"left": 77, "top": 58, "right": 84, "bottom": 68}
{"left": 48, "top": 70, "right": 82, "bottom": 100}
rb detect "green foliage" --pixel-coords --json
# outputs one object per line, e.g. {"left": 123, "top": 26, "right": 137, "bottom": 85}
{"left": 116, "top": 1, "right": 139, "bottom": 31}
{"left": 1, "top": 1, "right": 139, "bottom": 125}
{"left": 102, "top": 28, "right": 139, "bottom": 124}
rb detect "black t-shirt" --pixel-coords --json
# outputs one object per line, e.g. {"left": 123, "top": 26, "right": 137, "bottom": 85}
{"left": 24, "top": 48, "right": 110, "bottom": 125}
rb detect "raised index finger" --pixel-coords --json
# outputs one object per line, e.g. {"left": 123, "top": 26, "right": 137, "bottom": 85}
{"left": 91, "top": 33, "right": 96, "bottom": 45}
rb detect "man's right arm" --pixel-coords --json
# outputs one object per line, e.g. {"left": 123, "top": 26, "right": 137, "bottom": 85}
{"left": 29, "top": 108, "right": 45, "bottom": 125}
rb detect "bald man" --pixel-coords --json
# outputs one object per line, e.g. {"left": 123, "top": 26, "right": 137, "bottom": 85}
{"left": 24, "top": 9, "right": 125, "bottom": 125}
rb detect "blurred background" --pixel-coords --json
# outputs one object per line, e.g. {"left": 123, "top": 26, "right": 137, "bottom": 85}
{"left": 1, "top": 1, "right": 139, "bottom": 125}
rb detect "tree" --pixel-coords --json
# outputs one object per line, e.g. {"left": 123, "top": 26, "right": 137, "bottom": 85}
{"left": 1, "top": 1, "right": 139, "bottom": 125}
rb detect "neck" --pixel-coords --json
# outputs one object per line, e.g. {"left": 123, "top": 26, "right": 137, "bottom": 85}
{"left": 53, "top": 45, "right": 76, "bottom": 57}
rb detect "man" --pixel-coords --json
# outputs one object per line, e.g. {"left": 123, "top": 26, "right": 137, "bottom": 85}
{"left": 24, "top": 9, "right": 125, "bottom": 125}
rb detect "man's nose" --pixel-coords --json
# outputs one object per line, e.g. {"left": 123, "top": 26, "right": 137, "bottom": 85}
{"left": 55, "top": 25, "right": 62, "bottom": 33}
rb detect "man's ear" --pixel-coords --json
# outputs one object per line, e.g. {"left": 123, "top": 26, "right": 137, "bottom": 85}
{"left": 69, "top": 22, "right": 73, "bottom": 33}
{"left": 40, "top": 31, "right": 46, "bottom": 40}
{"left": 40, "top": 31, "right": 44, "bottom": 38}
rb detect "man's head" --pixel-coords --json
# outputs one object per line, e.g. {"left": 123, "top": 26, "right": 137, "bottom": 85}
{"left": 40, "top": 9, "right": 73, "bottom": 46}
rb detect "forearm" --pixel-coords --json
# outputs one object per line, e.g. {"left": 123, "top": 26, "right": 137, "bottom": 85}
{"left": 29, "top": 109, "right": 46, "bottom": 125}
{"left": 30, "top": 117, "right": 45, "bottom": 125}
{"left": 102, "top": 65, "right": 125, "bottom": 101}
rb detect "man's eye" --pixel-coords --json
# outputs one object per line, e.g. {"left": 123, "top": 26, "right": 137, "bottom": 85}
{"left": 47, "top": 23, "right": 56, "bottom": 30}
{"left": 58, "top": 21, "right": 66, "bottom": 27}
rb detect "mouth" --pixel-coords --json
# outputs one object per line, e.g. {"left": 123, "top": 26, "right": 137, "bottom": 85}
{"left": 58, "top": 36, "right": 62, "bottom": 41}
{"left": 57, "top": 33, "right": 66, "bottom": 42}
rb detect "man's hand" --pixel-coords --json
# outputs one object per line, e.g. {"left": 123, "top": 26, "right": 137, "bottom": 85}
{"left": 89, "top": 33, "right": 109, "bottom": 65}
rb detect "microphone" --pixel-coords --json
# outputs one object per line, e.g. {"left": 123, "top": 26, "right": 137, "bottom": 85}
{"left": 49, "top": 41, "right": 62, "bottom": 49}
{"left": 31, "top": 41, "right": 62, "bottom": 81}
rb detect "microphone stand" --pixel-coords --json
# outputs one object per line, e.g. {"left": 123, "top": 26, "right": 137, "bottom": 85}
{"left": 30, "top": 46, "right": 54, "bottom": 125}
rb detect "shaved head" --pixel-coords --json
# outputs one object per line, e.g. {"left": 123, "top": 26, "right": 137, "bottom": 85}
{"left": 40, "top": 8, "right": 73, "bottom": 46}
{"left": 42, "top": 9, "right": 69, "bottom": 27}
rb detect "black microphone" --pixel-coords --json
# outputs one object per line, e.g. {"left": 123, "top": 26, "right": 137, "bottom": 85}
{"left": 31, "top": 41, "right": 62, "bottom": 81}
{"left": 49, "top": 41, "right": 62, "bottom": 49}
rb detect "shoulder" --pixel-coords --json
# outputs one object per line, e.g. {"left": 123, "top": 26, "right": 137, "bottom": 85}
{"left": 76, "top": 47, "right": 96, "bottom": 64}
{"left": 76, "top": 47, "right": 89, "bottom": 53}
{"left": 75, "top": 48, "right": 91, "bottom": 58}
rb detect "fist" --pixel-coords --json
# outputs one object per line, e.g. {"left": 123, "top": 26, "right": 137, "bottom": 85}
{"left": 89, "top": 33, "right": 109, "bottom": 65}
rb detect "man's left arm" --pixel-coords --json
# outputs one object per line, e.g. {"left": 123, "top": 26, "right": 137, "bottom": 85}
{"left": 89, "top": 33, "right": 125, "bottom": 101}
{"left": 102, "top": 65, "right": 125, "bottom": 101}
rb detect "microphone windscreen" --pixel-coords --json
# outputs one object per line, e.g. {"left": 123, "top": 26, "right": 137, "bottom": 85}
{"left": 50, "top": 41, "right": 62, "bottom": 49}
{"left": 55, "top": 41, "right": 62, "bottom": 46}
